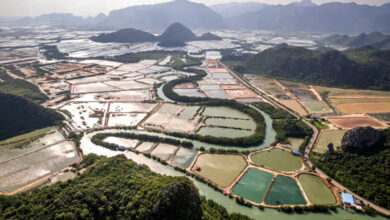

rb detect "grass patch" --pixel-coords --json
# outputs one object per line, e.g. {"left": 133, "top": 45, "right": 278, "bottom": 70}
{"left": 0, "top": 71, "right": 47, "bottom": 102}
{"left": 0, "top": 127, "right": 52, "bottom": 147}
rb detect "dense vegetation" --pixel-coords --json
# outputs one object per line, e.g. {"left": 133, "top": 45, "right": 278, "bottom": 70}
{"left": 158, "top": 22, "right": 197, "bottom": 42}
{"left": 231, "top": 45, "right": 390, "bottom": 91}
{"left": 0, "top": 155, "right": 252, "bottom": 220}
{"left": 91, "top": 28, "right": 158, "bottom": 43}
{"left": 158, "top": 40, "right": 186, "bottom": 47}
{"left": 41, "top": 45, "right": 68, "bottom": 60}
{"left": 162, "top": 68, "right": 265, "bottom": 147}
{"left": 253, "top": 102, "right": 313, "bottom": 152}
{"left": 0, "top": 70, "right": 48, "bottom": 102}
{"left": 92, "top": 132, "right": 194, "bottom": 151}
{"left": 311, "top": 128, "right": 390, "bottom": 209}
{"left": 322, "top": 32, "right": 390, "bottom": 50}
{"left": 90, "top": 22, "right": 221, "bottom": 46}
{"left": 102, "top": 51, "right": 179, "bottom": 63}
{"left": 0, "top": 93, "right": 63, "bottom": 141}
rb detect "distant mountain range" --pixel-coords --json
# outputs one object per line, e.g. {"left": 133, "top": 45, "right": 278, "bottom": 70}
{"left": 16, "top": 0, "right": 390, "bottom": 33}
{"left": 210, "top": 2, "right": 267, "bottom": 18}
{"left": 226, "top": 1, "right": 390, "bottom": 33}
{"left": 322, "top": 32, "right": 390, "bottom": 50}
{"left": 91, "top": 22, "right": 222, "bottom": 47}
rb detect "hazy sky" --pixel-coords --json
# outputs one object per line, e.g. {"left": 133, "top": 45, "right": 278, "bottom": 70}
{"left": 0, "top": 0, "right": 389, "bottom": 17}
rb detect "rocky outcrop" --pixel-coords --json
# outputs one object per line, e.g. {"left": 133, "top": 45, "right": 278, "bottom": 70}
{"left": 341, "top": 126, "right": 384, "bottom": 153}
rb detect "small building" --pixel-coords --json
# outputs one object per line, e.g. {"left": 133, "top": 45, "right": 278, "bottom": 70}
{"left": 354, "top": 198, "right": 365, "bottom": 210}
{"left": 341, "top": 193, "right": 355, "bottom": 206}
{"left": 118, "top": 146, "right": 126, "bottom": 151}
{"left": 195, "top": 165, "right": 201, "bottom": 171}
{"left": 292, "top": 151, "right": 301, "bottom": 156}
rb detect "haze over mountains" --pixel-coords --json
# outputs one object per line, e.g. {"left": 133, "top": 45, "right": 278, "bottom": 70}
{"left": 322, "top": 32, "right": 390, "bottom": 50}
{"left": 17, "top": 0, "right": 390, "bottom": 33}
{"left": 91, "top": 22, "right": 222, "bottom": 47}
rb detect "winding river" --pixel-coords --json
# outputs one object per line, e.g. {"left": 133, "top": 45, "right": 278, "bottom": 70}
{"left": 79, "top": 72, "right": 383, "bottom": 219}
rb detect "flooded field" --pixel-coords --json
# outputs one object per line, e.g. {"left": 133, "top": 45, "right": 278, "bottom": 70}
{"left": 173, "top": 88, "right": 206, "bottom": 97}
{"left": 232, "top": 168, "right": 274, "bottom": 203}
{"left": 205, "top": 118, "right": 256, "bottom": 130}
{"left": 177, "top": 106, "right": 200, "bottom": 120}
{"left": 299, "top": 174, "right": 336, "bottom": 205}
{"left": 202, "top": 107, "right": 250, "bottom": 119}
{"left": 135, "top": 142, "right": 156, "bottom": 152}
{"left": 172, "top": 147, "right": 197, "bottom": 168}
{"left": 192, "top": 154, "right": 247, "bottom": 187}
{"left": 109, "top": 102, "right": 156, "bottom": 113}
{"left": 197, "top": 127, "right": 253, "bottom": 138}
{"left": 250, "top": 148, "right": 302, "bottom": 172}
{"left": 0, "top": 141, "right": 79, "bottom": 193}
{"left": 151, "top": 143, "right": 178, "bottom": 161}
{"left": 265, "top": 175, "right": 306, "bottom": 205}
{"left": 107, "top": 113, "right": 147, "bottom": 127}
{"left": 0, "top": 128, "right": 65, "bottom": 163}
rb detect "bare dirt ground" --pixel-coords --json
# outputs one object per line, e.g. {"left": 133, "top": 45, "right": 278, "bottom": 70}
{"left": 326, "top": 115, "right": 389, "bottom": 129}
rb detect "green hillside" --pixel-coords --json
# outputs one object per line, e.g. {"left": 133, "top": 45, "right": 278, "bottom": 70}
{"left": 91, "top": 28, "right": 158, "bottom": 43}
{"left": 0, "top": 93, "right": 63, "bottom": 141}
{"left": 236, "top": 45, "right": 390, "bottom": 90}
{"left": 0, "top": 70, "right": 48, "bottom": 102}
{"left": 0, "top": 154, "right": 252, "bottom": 220}
{"left": 312, "top": 128, "right": 390, "bottom": 209}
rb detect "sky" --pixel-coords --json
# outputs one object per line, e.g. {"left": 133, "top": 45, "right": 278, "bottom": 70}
{"left": 0, "top": 0, "right": 389, "bottom": 17}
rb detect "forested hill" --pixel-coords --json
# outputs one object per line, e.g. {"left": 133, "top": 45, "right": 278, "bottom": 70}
{"left": 0, "top": 93, "right": 63, "bottom": 140}
{"left": 0, "top": 155, "right": 252, "bottom": 220}
{"left": 322, "top": 32, "right": 390, "bottom": 50}
{"left": 235, "top": 45, "right": 390, "bottom": 91}
{"left": 91, "top": 28, "right": 158, "bottom": 43}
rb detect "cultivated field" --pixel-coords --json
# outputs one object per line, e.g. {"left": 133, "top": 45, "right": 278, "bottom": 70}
{"left": 326, "top": 115, "right": 388, "bottom": 129}
{"left": 314, "top": 129, "right": 347, "bottom": 153}
{"left": 279, "top": 100, "right": 308, "bottom": 116}
{"left": 332, "top": 102, "right": 390, "bottom": 114}
{"left": 301, "top": 101, "right": 333, "bottom": 114}
{"left": 245, "top": 74, "right": 287, "bottom": 98}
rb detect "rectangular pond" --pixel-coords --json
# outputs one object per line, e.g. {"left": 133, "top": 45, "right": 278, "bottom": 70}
{"left": 172, "top": 147, "right": 197, "bottom": 168}
{"left": 0, "top": 141, "right": 79, "bottom": 193}
{"left": 151, "top": 143, "right": 177, "bottom": 161}
{"left": 298, "top": 174, "right": 336, "bottom": 205}
{"left": 192, "top": 154, "right": 247, "bottom": 188}
{"left": 265, "top": 175, "right": 306, "bottom": 206}
{"left": 202, "top": 107, "right": 250, "bottom": 119}
{"left": 197, "top": 127, "right": 253, "bottom": 138}
{"left": 232, "top": 168, "right": 274, "bottom": 204}
{"left": 136, "top": 142, "right": 156, "bottom": 153}
{"left": 205, "top": 118, "right": 255, "bottom": 130}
